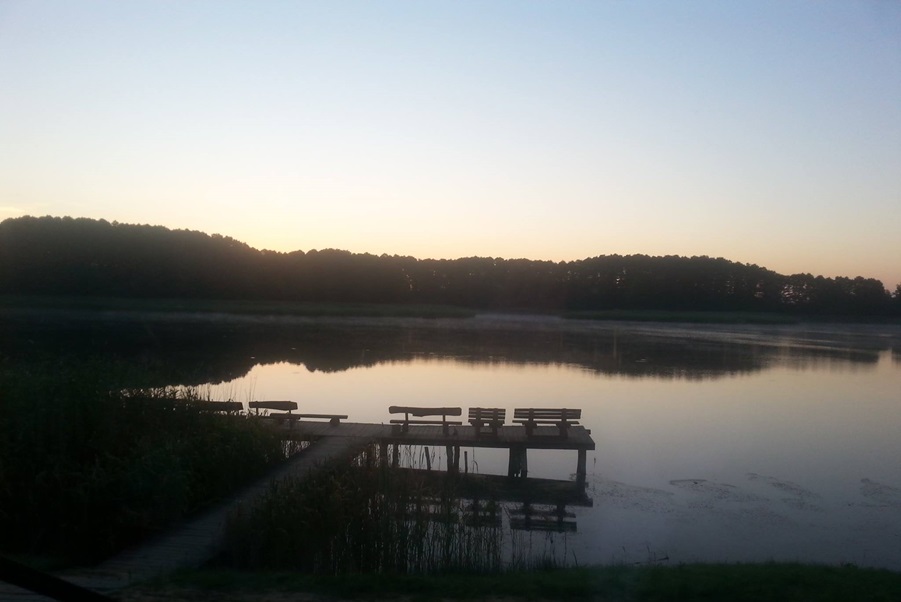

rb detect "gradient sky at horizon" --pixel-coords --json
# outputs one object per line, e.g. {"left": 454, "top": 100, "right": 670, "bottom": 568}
{"left": 2, "top": 1, "right": 900, "bottom": 287}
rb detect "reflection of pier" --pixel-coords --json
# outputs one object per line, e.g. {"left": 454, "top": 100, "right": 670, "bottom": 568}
{"left": 271, "top": 421, "right": 596, "bottom": 488}
{"left": 273, "top": 419, "right": 594, "bottom": 534}
{"left": 390, "top": 468, "right": 593, "bottom": 507}
{"left": 393, "top": 468, "right": 590, "bottom": 534}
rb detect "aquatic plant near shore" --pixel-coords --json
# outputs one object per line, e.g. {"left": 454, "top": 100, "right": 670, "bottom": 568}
{"left": 220, "top": 445, "right": 577, "bottom": 576}
{"left": 220, "top": 461, "right": 509, "bottom": 575}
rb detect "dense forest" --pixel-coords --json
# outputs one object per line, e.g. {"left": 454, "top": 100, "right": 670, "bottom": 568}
{"left": 1, "top": 216, "right": 899, "bottom": 317}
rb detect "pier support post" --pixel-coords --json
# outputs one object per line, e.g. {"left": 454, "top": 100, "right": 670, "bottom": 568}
{"left": 392, "top": 443, "right": 400, "bottom": 468}
{"left": 445, "top": 445, "right": 460, "bottom": 473}
{"left": 576, "top": 449, "right": 587, "bottom": 488}
{"left": 379, "top": 442, "right": 388, "bottom": 468}
{"left": 507, "top": 445, "right": 528, "bottom": 478}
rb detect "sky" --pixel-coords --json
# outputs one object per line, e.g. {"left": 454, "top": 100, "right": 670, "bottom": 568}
{"left": 1, "top": 1, "right": 900, "bottom": 288}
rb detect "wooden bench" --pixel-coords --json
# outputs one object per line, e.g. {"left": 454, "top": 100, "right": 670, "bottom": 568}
{"left": 188, "top": 400, "right": 244, "bottom": 412}
{"left": 389, "top": 406, "right": 462, "bottom": 434}
{"left": 128, "top": 398, "right": 243, "bottom": 412}
{"left": 468, "top": 407, "right": 505, "bottom": 436}
{"left": 248, "top": 400, "right": 298, "bottom": 414}
{"left": 249, "top": 400, "right": 347, "bottom": 426}
{"left": 513, "top": 408, "right": 581, "bottom": 438}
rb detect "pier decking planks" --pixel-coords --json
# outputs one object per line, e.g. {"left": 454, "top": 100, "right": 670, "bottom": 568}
{"left": 269, "top": 421, "right": 594, "bottom": 485}
{"left": 272, "top": 421, "right": 595, "bottom": 451}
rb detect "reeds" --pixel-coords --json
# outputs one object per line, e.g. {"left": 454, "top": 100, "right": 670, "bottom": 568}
{"left": 219, "top": 442, "right": 572, "bottom": 576}
{"left": 220, "top": 462, "right": 505, "bottom": 574}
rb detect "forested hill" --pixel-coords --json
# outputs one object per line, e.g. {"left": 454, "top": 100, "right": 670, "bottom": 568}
{"left": 1, "top": 216, "right": 898, "bottom": 316}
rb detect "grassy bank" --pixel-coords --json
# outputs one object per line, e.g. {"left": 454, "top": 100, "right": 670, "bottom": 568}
{"left": 129, "top": 563, "right": 901, "bottom": 601}
{"left": 0, "top": 294, "right": 475, "bottom": 318}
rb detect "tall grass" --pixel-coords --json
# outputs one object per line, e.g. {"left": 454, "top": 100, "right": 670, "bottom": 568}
{"left": 0, "top": 358, "right": 290, "bottom": 564}
{"left": 220, "top": 462, "right": 505, "bottom": 575}
{"left": 220, "top": 443, "right": 578, "bottom": 576}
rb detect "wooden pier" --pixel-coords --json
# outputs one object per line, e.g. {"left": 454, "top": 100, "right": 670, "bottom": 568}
{"left": 0, "top": 409, "right": 595, "bottom": 601}
{"left": 268, "top": 420, "right": 596, "bottom": 488}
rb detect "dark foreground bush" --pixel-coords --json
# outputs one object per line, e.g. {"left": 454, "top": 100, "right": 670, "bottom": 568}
{"left": 0, "top": 358, "right": 289, "bottom": 564}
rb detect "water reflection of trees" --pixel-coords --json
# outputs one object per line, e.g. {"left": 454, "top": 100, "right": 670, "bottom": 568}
{"left": 2, "top": 315, "right": 887, "bottom": 388}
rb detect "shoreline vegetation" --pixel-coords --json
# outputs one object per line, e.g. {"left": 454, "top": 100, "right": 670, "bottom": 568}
{"left": 3, "top": 294, "right": 901, "bottom": 325}
{"left": 0, "top": 295, "right": 477, "bottom": 319}
{"left": 2, "top": 216, "right": 900, "bottom": 320}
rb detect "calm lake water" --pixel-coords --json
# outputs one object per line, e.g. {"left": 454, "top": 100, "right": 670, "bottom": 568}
{"left": 186, "top": 314, "right": 901, "bottom": 570}
{"left": 8, "top": 311, "right": 901, "bottom": 569}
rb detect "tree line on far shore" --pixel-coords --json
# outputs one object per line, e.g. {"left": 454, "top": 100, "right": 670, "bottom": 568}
{"left": 2, "top": 216, "right": 899, "bottom": 317}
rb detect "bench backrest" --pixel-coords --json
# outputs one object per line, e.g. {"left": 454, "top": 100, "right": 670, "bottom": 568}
{"left": 513, "top": 408, "right": 581, "bottom": 421}
{"left": 187, "top": 400, "right": 244, "bottom": 412}
{"left": 468, "top": 407, "right": 506, "bottom": 421}
{"left": 389, "top": 406, "right": 462, "bottom": 417}
{"left": 249, "top": 400, "right": 299, "bottom": 412}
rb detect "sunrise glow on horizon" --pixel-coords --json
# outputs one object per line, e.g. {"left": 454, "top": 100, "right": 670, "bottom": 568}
{"left": 1, "top": 1, "right": 899, "bottom": 287}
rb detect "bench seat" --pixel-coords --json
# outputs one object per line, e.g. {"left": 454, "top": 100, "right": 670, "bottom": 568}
{"left": 248, "top": 400, "right": 298, "bottom": 412}
{"left": 186, "top": 400, "right": 244, "bottom": 412}
{"left": 249, "top": 401, "right": 347, "bottom": 426}
{"left": 271, "top": 413, "right": 348, "bottom": 426}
